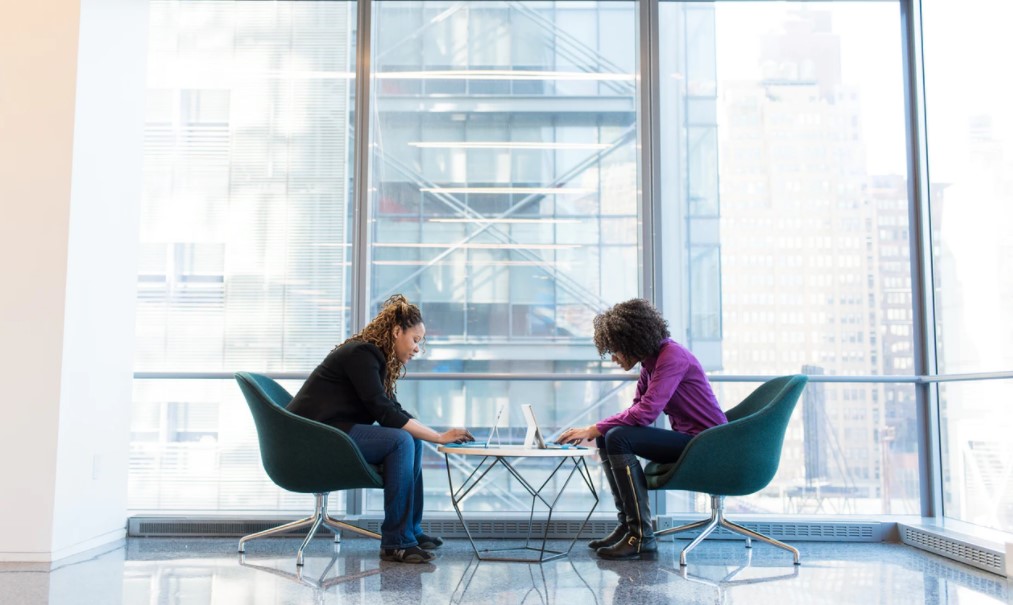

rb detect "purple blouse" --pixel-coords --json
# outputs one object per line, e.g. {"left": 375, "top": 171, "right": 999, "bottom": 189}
{"left": 596, "top": 338, "right": 727, "bottom": 436}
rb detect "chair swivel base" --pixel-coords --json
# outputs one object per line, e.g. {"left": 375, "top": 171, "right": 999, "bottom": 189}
{"left": 656, "top": 495, "right": 800, "bottom": 567}
{"left": 238, "top": 493, "right": 380, "bottom": 566}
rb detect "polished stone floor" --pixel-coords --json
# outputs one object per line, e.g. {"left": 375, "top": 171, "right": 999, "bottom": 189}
{"left": 0, "top": 537, "right": 1008, "bottom": 605}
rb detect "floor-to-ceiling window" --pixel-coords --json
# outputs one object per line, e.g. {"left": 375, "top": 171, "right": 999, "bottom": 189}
{"left": 128, "top": 0, "right": 1012, "bottom": 541}
{"left": 657, "top": 1, "right": 915, "bottom": 517}
{"left": 922, "top": 0, "right": 1013, "bottom": 533}
{"left": 130, "top": 0, "right": 642, "bottom": 515}
{"left": 365, "top": 0, "right": 640, "bottom": 513}
{"left": 132, "top": 1, "right": 358, "bottom": 511}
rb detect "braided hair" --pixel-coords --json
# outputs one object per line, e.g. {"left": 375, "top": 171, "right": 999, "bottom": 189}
{"left": 592, "top": 298, "right": 670, "bottom": 362}
{"left": 344, "top": 294, "right": 423, "bottom": 397}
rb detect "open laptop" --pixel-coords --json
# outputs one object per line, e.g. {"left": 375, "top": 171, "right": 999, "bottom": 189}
{"left": 443, "top": 402, "right": 507, "bottom": 448}
{"left": 521, "top": 404, "right": 585, "bottom": 450}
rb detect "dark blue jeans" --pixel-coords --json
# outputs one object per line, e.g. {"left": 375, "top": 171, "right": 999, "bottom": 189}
{"left": 596, "top": 425, "right": 694, "bottom": 463}
{"left": 347, "top": 424, "right": 424, "bottom": 550}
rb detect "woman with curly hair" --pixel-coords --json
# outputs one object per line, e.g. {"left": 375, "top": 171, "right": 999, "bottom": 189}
{"left": 287, "top": 294, "right": 474, "bottom": 564}
{"left": 559, "top": 298, "right": 727, "bottom": 560}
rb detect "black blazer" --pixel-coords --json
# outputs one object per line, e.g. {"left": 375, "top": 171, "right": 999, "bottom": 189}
{"left": 287, "top": 340, "right": 413, "bottom": 432}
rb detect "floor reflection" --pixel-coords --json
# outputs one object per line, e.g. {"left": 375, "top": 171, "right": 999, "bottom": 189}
{"left": 449, "top": 556, "right": 599, "bottom": 605}
{"left": 238, "top": 549, "right": 383, "bottom": 591}
{"left": 0, "top": 538, "right": 1007, "bottom": 605}
{"left": 674, "top": 548, "right": 799, "bottom": 585}
{"left": 663, "top": 549, "right": 800, "bottom": 604}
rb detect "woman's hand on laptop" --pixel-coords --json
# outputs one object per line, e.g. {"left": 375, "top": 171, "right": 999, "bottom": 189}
{"left": 440, "top": 428, "right": 475, "bottom": 445}
{"left": 558, "top": 424, "right": 601, "bottom": 445}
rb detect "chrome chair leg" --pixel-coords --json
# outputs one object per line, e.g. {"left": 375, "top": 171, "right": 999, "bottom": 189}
{"left": 296, "top": 513, "right": 326, "bottom": 566}
{"left": 238, "top": 516, "right": 315, "bottom": 553}
{"left": 323, "top": 515, "right": 381, "bottom": 540}
{"left": 720, "top": 518, "right": 801, "bottom": 565}
{"left": 655, "top": 516, "right": 714, "bottom": 537}
{"left": 654, "top": 497, "right": 722, "bottom": 566}
{"left": 293, "top": 493, "right": 334, "bottom": 566}
{"left": 653, "top": 495, "right": 800, "bottom": 566}
{"left": 238, "top": 492, "right": 381, "bottom": 565}
{"left": 678, "top": 516, "right": 720, "bottom": 566}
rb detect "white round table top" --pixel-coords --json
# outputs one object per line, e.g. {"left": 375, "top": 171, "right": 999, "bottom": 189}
{"left": 437, "top": 444, "right": 597, "bottom": 457}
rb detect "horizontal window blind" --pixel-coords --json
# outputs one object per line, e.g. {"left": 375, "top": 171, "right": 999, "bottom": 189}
{"left": 132, "top": 1, "right": 356, "bottom": 512}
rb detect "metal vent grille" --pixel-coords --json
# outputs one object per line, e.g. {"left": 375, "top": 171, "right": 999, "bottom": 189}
{"left": 900, "top": 526, "right": 1005, "bottom": 577}
{"left": 129, "top": 517, "right": 616, "bottom": 540}
{"left": 132, "top": 519, "right": 314, "bottom": 537}
{"left": 656, "top": 517, "right": 882, "bottom": 542}
{"left": 749, "top": 522, "right": 875, "bottom": 539}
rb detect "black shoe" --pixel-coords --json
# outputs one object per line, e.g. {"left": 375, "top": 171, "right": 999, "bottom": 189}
{"left": 588, "top": 524, "right": 628, "bottom": 549}
{"left": 595, "top": 533, "right": 658, "bottom": 560}
{"left": 416, "top": 533, "right": 444, "bottom": 550}
{"left": 380, "top": 546, "right": 436, "bottom": 563}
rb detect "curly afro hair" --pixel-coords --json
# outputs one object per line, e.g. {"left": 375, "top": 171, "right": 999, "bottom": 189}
{"left": 343, "top": 294, "right": 423, "bottom": 397}
{"left": 592, "top": 298, "right": 670, "bottom": 362}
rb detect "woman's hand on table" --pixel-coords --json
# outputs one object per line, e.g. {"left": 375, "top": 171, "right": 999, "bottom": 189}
{"left": 440, "top": 428, "right": 475, "bottom": 444}
{"left": 557, "top": 424, "right": 601, "bottom": 445}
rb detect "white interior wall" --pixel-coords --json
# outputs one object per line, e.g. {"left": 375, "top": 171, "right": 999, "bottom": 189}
{"left": 0, "top": 0, "right": 81, "bottom": 563}
{"left": 50, "top": 0, "right": 148, "bottom": 560}
{"left": 0, "top": 0, "right": 147, "bottom": 562}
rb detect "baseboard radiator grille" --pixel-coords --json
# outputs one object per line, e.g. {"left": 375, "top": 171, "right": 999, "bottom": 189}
{"left": 129, "top": 517, "right": 616, "bottom": 540}
{"left": 900, "top": 525, "right": 1005, "bottom": 577}
{"left": 129, "top": 516, "right": 886, "bottom": 542}
{"left": 656, "top": 517, "right": 883, "bottom": 541}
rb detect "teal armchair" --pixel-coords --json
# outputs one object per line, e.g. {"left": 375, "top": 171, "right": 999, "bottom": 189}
{"left": 645, "top": 375, "right": 808, "bottom": 566}
{"left": 235, "top": 372, "right": 383, "bottom": 565}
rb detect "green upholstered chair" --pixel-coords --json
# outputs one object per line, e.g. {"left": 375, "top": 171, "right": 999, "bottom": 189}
{"left": 235, "top": 372, "right": 383, "bottom": 565}
{"left": 645, "top": 375, "right": 808, "bottom": 566}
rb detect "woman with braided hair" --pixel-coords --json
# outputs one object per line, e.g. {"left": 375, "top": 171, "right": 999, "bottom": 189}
{"left": 558, "top": 298, "right": 727, "bottom": 560}
{"left": 288, "top": 294, "right": 474, "bottom": 564}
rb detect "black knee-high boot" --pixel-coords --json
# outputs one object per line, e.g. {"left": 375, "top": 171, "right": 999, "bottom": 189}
{"left": 596, "top": 455, "right": 657, "bottom": 560}
{"left": 588, "top": 453, "right": 627, "bottom": 549}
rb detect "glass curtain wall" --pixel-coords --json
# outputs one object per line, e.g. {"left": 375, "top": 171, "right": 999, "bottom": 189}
{"left": 127, "top": 0, "right": 1013, "bottom": 536}
{"left": 365, "top": 0, "right": 639, "bottom": 513}
{"left": 132, "top": 1, "right": 357, "bottom": 511}
{"left": 922, "top": 1, "right": 1013, "bottom": 532}
{"left": 658, "top": 2, "right": 915, "bottom": 516}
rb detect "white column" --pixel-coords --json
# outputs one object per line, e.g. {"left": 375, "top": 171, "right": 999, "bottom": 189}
{"left": 0, "top": 0, "right": 147, "bottom": 563}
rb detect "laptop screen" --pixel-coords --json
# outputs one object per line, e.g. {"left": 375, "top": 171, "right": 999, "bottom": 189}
{"left": 446, "top": 402, "right": 507, "bottom": 448}
{"left": 523, "top": 404, "right": 561, "bottom": 449}
{"left": 481, "top": 402, "right": 507, "bottom": 447}
{"left": 521, "top": 404, "right": 584, "bottom": 449}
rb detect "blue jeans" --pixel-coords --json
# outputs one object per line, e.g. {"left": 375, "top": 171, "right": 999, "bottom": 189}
{"left": 596, "top": 425, "right": 694, "bottom": 463}
{"left": 347, "top": 424, "right": 424, "bottom": 549}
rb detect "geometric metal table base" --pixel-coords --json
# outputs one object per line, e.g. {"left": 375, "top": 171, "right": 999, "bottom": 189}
{"left": 442, "top": 448, "right": 599, "bottom": 563}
